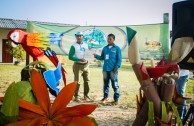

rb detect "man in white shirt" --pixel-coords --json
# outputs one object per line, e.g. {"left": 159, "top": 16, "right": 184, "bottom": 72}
{"left": 68, "top": 32, "right": 91, "bottom": 102}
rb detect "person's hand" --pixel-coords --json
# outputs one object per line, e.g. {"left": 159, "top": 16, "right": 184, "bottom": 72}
{"left": 80, "top": 58, "right": 86, "bottom": 62}
{"left": 113, "top": 68, "right": 118, "bottom": 74}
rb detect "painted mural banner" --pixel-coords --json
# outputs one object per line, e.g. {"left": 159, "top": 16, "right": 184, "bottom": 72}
{"left": 27, "top": 22, "right": 169, "bottom": 59}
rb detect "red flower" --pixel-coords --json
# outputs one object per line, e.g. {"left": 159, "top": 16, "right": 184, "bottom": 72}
{"left": 7, "top": 69, "right": 97, "bottom": 126}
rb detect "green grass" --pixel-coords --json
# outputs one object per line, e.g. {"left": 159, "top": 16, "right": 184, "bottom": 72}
{"left": 0, "top": 63, "right": 140, "bottom": 109}
{"left": 185, "top": 79, "right": 194, "bottom": 102}
{"left": 0, "top": 62, "right": 194, "bottom": 109}
{"left": 0, "top": 65, "right": 24, "bottom": 93}
{"left": 65, "top": 62, "right": 140, "bottom": 109}
{"left": 0, "top": 62, "right": 194, "bottom": 126}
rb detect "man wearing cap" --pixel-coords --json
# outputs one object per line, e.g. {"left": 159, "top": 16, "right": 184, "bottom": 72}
{"left": 68, "top": 32, "right": 91, "bottom": 102}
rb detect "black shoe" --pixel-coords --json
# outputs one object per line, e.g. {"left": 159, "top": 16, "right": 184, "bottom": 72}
{"left": 101, "top": 97, "right": 108, "bottom": 103}
{"left": 112, "top": 99, "right": 118, "bottom": 105}
{"left": 74, "top": 96, "right": 81, "bottom": 102}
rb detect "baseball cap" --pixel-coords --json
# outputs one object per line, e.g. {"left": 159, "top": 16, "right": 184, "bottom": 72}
{"left": 75, "top": 31, "right": 84, "bottom": 36}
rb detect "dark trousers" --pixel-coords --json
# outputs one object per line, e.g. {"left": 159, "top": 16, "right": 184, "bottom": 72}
{"left": 103, "top": 71, "right": 120, "bottom": 100}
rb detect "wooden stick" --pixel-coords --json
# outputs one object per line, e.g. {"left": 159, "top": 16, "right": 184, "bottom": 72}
{"left": 141, "top": 79, "right": 161, "bottom": 117}
{"left": 132, "top": 101, "right": 148, "bottom": 126}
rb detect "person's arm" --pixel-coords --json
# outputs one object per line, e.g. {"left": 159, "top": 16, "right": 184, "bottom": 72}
{"left": 115, "top": 47, "right": 122, "bottom": 69}
{"left": 68, "top": 46, "right": 80, "bottom": 61}
{"left": 95, "top": 49, "right": 104, "bottom": 60}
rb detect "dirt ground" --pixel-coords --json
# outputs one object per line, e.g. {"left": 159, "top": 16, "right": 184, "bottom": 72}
{"left": 0, "top": 63, "right": 194, "bottom": 126}
{"left": 0, "top": 64, "right": 139, "bottom": 126}
{"left": 67, "top": 97, "right": 137, "bottom": 126}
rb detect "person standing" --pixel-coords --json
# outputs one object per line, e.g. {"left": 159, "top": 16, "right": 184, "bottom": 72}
{"left": 68, "top": 32, "right": 91, "bottom": 102}
{"left": 94, "top": 33, "right": 122, "bottom": 105}
{"left": 176, "top": 69, "right": 189, "bottom": 120}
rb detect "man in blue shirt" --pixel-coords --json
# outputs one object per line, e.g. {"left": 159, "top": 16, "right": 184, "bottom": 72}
{"left": 94, "top": 34, "right": 122, "bottom": 105}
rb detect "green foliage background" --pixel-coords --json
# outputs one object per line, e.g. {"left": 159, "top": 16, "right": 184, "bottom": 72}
{"left": 5, "top": 41, "right": 25, "bottom": 61}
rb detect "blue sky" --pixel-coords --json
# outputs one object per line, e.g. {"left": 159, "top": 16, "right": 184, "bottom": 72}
{"left": 0, "top": 0, "right": 184, "bottom": 26}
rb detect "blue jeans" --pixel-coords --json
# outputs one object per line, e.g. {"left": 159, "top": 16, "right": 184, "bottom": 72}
{"left": 103, "top": 71, "right": 120, "bottom": 100}
{"left": 175, "top": 75, "right": 188, "bottom": 119}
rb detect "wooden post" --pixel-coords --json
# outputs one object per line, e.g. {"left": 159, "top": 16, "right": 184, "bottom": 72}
{"left": 26, "top": 53, "right": 29, "bottom": 66}
{"left": 132, "top": 102, "right": 148, "bottom": 126}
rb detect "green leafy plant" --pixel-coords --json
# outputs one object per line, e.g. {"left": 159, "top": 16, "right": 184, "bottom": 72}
{"left": 5, "top": 41, "right": 25, "bottom": 62}
{"left": 0, "top": 81, "right": 37, "bottom": 125}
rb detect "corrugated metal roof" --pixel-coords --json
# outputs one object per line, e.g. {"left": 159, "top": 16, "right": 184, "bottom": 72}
{"left": 0, "top": 18, "right": 78, "bottom": 29}
{"left": 0, "top": 18, "right": 26, "bottom": 29}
